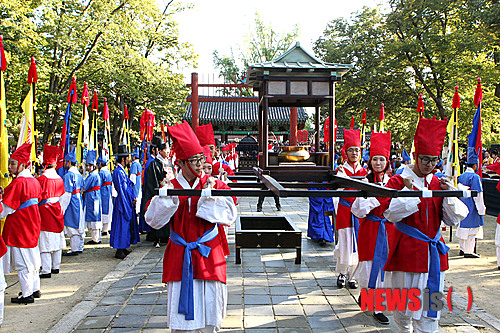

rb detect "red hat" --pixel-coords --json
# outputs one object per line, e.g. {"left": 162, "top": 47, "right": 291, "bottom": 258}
{"left": 414, "top": 117, "right": 447, "bottom": 156}
{"left": 343, "top": 129, "right": 361, "bottom": 149}
{"left": 11, "top": 143, "right": 32, "bottom": 165}
{"left": 168, "top": 121, "right": 203, "bottom": 160}
{"left": 196, "top": 123, "right": 215, "bottom": 146}
{"left": 370, "top": 132, "right": 391, "bottom": 159}
{"left": 43, "top": 144, "right": 60, "bottom": 165}
{"left": 202, "top": 146, "right": 213, "bottom": 165}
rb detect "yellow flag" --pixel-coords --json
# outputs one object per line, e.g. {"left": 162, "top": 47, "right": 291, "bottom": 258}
{"left": 18, "top": 85, "right": 36, "bottom": 162}
{"left": 0, "top": 71, "right": 10, "bottom": 187}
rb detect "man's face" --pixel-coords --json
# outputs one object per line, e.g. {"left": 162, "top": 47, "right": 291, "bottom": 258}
{"left": 85, "top": 163, "right": 94, "bottom": 172}
{"left": 8, "top": 158, "right": 20, "bottom": 176}
{"left": 416, "top": 154, "right": 440, "bottom": 175}
{"left": 209, "top": 145, "right": 216, "bottom": 158}
{"left": 180, "top": 153, "right": 205, "bottom": 179}
{"left": 159, "top": 148, "right": 168, "bottom": 159}
{"left": 346, "top": 146, "right": 360, "bottom": 164}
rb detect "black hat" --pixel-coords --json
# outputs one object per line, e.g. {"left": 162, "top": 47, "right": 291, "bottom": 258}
{"left": 114, "top": 145, "right": 131, "bottom": 157}
{"left": 151, "top": 136, "right": 167, "bottom": 150}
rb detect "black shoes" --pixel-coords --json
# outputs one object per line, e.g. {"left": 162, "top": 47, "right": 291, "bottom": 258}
{"left": 464, "top": 253, "right": 480, "bottom": 258}
{"left": 52, "top": 269, "right": 60, "bottom": 274}
{"left": 348, "top": 280, "right": 359, "bottom": 289}
{"left": 154, "top": 242, "right": 161, "bottom": 248}
{"left": 459, "top": 250, "right": 464, "bottom": 256}
{"left": 102, "top": 231, "right": 108, "bottom": 236}
{"left": 115, "top": 249, "right": 129, "bottom": 259}
{"left": 373, "top": 312, "right": 390, "bottom": 325}
{"left": 40, "top": 273, "right": 51, "bottom": 279}
{"left": 11, "top": 294, "right": 34, "bottom": 304}
{"left": 337, "top": 274, "right": 347, "bottom": 288}
{"left": 86, "top": 240, "right": 102, "bottom": 245}
{"left": 256, "top": 206, "right": 262, "bottom": 212}
{"left": 318, "top": 238, "right": 327, "bottom": 247}
{"left": 63, "top": 251, "right": 78, "bottom": 256}
{"left": 276, "top": 205, "right": 282, "bottom": 211}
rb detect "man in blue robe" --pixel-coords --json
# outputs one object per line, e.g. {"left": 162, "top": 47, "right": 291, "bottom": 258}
{"left": 307, "top": 189, "right": 335, "bottom": 246}
{"left": 83, "top": 150, "right": 102, "bottom": 245}
{"left": 456, "top": 147, "right": 486, "bottom": 258}
{"left": 61, "top": 148, "right": 85, "bottom": 256}
{"left": 129, "top": 147, "right": 142, "bottom": 216}
{"left": 97, "top": 153, "right": 113, "bottom": 236}
{"left": 110, "top": 145, "right": 140, "bottom": 259}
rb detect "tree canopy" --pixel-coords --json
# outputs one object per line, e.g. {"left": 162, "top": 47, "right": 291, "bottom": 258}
{"left": 314, "top": 0, "right": 500, "bottom": 147}
{"left": 0, "top": 0, "right": 196, "bottom": 147}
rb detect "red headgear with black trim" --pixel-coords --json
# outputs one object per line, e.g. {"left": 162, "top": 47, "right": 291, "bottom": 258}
{"left": 11, "top": 143, "right": 32, "bottom": 165}
{"left": 196, "top": 123, "right": 216, "bottom": 146}
{"left": 168, "top": 121, "right": 203, "bottom": 160}
{"left": 43, "top": 144, "right": 60, "bottom": 165}
{"left": 370, "top": 132, "right": 391, "bottom": 160}
{"left": 414, "top": 117, "right": 447, "bottom": 156}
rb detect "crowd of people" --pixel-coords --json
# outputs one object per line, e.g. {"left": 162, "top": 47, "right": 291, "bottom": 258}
{"left": 0, "top": 117, "right": 499, "bottom": 332}
{"left": 307, "top": 117, "right": 500, "bottom": 332}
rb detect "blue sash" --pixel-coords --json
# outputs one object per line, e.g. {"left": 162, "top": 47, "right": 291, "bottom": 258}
{"left": 395, "top": 222, "right": 449, "bottom": 318}
{"left": 365, "top": 214, "right": 388, "bottom": 289}
{"left": 169, "top": 226, "right": 219, "bottom": 320}
{"left": 18, "top": 198, "right": 39, "bottom": 210}
{"left": 338, "top": 198, "right": 359, "bottom": 252}
{"left": 39, "top": 197, "right": 60, "bottom": 206}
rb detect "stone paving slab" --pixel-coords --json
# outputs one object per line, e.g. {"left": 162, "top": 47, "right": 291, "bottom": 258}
{"left": 58, "top": 196, "right": 496, "bottom": 332}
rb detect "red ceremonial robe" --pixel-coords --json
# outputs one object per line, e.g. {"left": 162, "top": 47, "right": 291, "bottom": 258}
{"left": 380, "top": 174, "right": 448, "bottom": 273}
{"left": 2, "top": 175, "right": 42, "bottom": 248}
{"left": 38, "top": 173, "right": 65, "bottom": 233}
{"left": 336, "top": 162, "right": 368, "bottom": 230}
{"left": 162, "top": 174, "right": 231, "bottom": 284}
{"left": 357, "top": 204, "right": 395, "bottom": 262}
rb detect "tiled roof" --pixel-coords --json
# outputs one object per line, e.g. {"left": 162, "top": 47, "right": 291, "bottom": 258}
{"left": 184, "top": 99, "right": 308, "bottom": 126}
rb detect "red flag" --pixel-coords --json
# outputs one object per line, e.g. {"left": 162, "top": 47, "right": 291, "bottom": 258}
{"left": 103, "top": 98, "right": 109, "bottom": 120}
{"left": 140, "top": 109, "right": 155, "bottom": 141}
{"left": 81, "top": 82, "right": 89, "bottom": 106}
{"left": 27, "top": 56, "right": 37, "bottom": 84}
{"left": 0, "top": 35, "right": 6, "bottom": 71}
{"left": 66, "top": 77, "right": 77, "bottom": 103}
{"left": 92, "top": 90, "right": 98, "bottom": 112}
{"left": 323, "top": 116, "right": 330, "bottom": 143}
{"left": 124, "top": 105, "right": 129, "bottom": 120}
{"left": 350, "top": 116, "right": 354, "bottom": 130}
{"left": 379, "top": 103, "right": 385, "bottom": 121}
{"left": 452, "top": 86, "right": 460, "bottom": 109}
{"left": 473, "top": 78, "right": 482, "bottom": 107}
{"left": 361, "top": 109, "right": 367, "bottom": 125}
{"left": 417, "top": 93, "right": 424, "bottom": 116}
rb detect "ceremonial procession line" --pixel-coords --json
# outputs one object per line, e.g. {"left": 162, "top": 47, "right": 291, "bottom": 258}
{"left": 1, "top": 196, "right": 492, "bottom": 333}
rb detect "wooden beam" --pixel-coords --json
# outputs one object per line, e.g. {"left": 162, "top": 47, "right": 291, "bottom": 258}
{"left": 186, "top": 96, "right": 259, "bottom": 103}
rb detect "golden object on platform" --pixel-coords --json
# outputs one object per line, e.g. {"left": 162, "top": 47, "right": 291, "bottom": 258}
{"left": 278, "top": 146, "right": 310, "bottom": 162}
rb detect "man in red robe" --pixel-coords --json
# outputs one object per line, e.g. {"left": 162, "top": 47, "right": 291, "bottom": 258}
{"left": 0, "top": 143, "right": 42, "bottom": 304}
{"left": 145, "top": 121, "right": 237, "bottom": 332}
{"left": 380, "top": 117, "right": 468, "bottom": 332}
{"left": 196, "top": 123, "right": 234, "bottom": 178}
{"left": 334, "top": 129, "right": 367, "bottom": 289}
{"left": 37, "top": 144, "right": 66, "bottom": 278}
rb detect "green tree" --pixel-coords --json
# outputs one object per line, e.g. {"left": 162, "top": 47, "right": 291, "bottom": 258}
{"left": 0, "top": 0, "right": 196, "bottom": 148}
{"left": 212, "top": 12, "right": 299, "bottom": 96}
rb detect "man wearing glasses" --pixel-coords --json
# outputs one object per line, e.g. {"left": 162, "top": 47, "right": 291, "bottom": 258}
{"left": 379, "top": 117, "right": 468, "bottom": 332}
{"left": 145, "top": 121, "right": 237, "bottom": 332}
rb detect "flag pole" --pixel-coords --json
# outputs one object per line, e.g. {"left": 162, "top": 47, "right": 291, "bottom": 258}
{"left": 0, "top": 35, "right": 10, "bottom": 188}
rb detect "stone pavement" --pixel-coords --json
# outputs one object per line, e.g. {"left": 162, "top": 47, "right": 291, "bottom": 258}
{"left": 52, "top": 196, "right": 496, "bottom": 333}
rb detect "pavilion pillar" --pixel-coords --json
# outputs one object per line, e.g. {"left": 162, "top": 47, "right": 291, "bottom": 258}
{"left": 314, "top": 106, "right": 320, "bottom": 163}
{"left": 290, "top": 107, "right": 297, "bottom": 146}
{"left": 191, "top": 72, "right": 199, "bottom": 132}
{"left": 328, "top": 80, "right": 336, "bottom": 167}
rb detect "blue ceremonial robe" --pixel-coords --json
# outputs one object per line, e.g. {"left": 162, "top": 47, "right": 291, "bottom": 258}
{"left": 458, "top": 170, "right": 484, "bottom": 228}
{"left": 110, "top": 164, "right": 140, "bottom": 249}
{"left": 138, "top": 155, "right": 154, "bottom": 233}
{"left": 99, "top": 168, "right": 113, "bottom": 215}
{"left": 63, "top": 168, "right": 84, "bottom": 229}
{"left": 83, "top": 170, "right": 102, "bottom": 222}
{"left": 307, "top": 187, "right": 335, "bottom": 242}
{"left": 130, "top": 160, "right": 142, "bottom": 198}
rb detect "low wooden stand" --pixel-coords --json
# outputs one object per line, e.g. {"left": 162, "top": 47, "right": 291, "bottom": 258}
{"left": 235, "top": 216, "right": 302, "bottom": 264}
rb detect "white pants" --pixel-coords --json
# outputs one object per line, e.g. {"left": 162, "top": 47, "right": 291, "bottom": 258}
{"left": 334, "top": 227, "right": 358, "bottom": 281}
{"left": 89, "top": 228, "right": 102, "bottom": 243}
{"left": 4, "top": 246, "right": 41, "bottom": 298}
{"left": 40, "top": 250, "right": 62, "bottom": 274}
{"left": 393, "top": 309, "right": 438, "bottom": 333}
{"left": 65, "top": 226, "right": 85, "bottom": 252}
{"left": 495, "top": 224, "right": 500, "bottom": 266}
{"left": 352, "top": 260, "right": 386, "bottom": 314}
{"left": 102, "top": 214, "right": 111, "bottom": 233}
{"left": 458, "top": 237, "right": 476, "bottom": 254}
{"left": 456, "top": 226, "right": 482, "bottom": 254}
{"left": 0, "top": 257, "right": 5, "bottom": 324}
